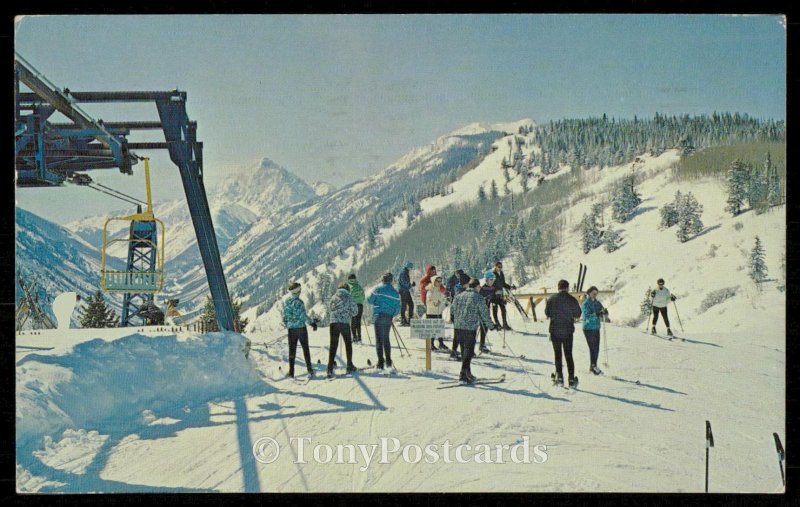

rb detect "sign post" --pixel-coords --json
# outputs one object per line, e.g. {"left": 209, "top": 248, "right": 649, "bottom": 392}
{"left": 410, "top": 319, "right": 446, "bottom": 371}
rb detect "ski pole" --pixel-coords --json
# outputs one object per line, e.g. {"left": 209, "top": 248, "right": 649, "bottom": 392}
{"left": 773, "top": 433, "right": 785, "bottom": 487}
{"left": 390, "top": 322, "right": 406, "bottom": 358}
{"left": 706, "top": 422, "right": 713, "bottom": 492}
{"left": 364, "top": 319, "right": 372, "bottom": 345}
{"left": 602, "top": 319, "right": 609, "bottom": 368}
{"left": 503, "top": 325, "right": 506, "bottom": 349}
{"left": 672, "top": 301, "right": 685, "bottom": 333}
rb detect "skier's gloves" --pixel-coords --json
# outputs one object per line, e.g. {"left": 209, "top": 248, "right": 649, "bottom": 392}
{"left": 670, "top": 295, "right": 677, "bottom": 301}
{"left": 411, "top": 281, "right": 416, "bottom": 287}
{"left": 311, "top": 318, "right": 319, "bottom": 331}
{"left": 511, "top": 285, "right": 517, "bottom": 290}
{"left": 650, "top": 291, "right": 656, "bottom": 298}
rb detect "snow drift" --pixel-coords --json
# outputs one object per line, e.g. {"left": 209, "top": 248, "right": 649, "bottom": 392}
{"left": 17, "top": 331, "right": 262, "bottom": 447}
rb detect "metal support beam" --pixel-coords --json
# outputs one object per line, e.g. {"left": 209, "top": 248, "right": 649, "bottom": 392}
{"left": 17, "top": 90, "right": 186, "bottom": 103}
{"left": 51, "top": 121, "right": 163, "bottom": 130}
{"left": 156, "top": 97, "right": 235, "bottom": 331}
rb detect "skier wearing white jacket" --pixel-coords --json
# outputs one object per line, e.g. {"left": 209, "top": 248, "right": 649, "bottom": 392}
{"left": 650, "top": 278, "right": 677, "bottom": 336}
{"left": 425, "top": 276, "right": 449, "bottom": 350}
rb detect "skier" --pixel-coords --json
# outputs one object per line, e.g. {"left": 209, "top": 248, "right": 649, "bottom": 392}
{"left": 544, "top": 279, "right": 582, "bottom": 388}
{"left": 650, "top": 278, "right": 677, "bottom": 336}
{"left": 347, "top": 274, "right": 365, "bottom": 343}
{"left": 445, "top": 269, "right": 465, "bottom": 302}
{"left": 491, "top": 262, "right": 516, "bottom": 330}
{"left": 281, "top": 282, "right": 319, "bottom": 378}
{"left": 367, "top": 272, "right": 402, "bottom": 370}
{"left": 478, "top": 271, "right": 502, "bottom": 353}
{"left": 451, "top": 278, "right": 495, "bottom": 383}
{"left": 425, "top": 275, "right": 449, "bottom": 350}
{"left": 398, "top": 261, "right": 416, "bottom": 326}
{"left": 327, "top": 282, "right": 359, "bottom": 378}
{"left": 419, "top": 264, "right": 437, "bottom": 306}
{"left": 450, "top": 270, "right": 472, "bottom": 358}
{"left": 581, "top": 286, "right": 608, "bottom": 375}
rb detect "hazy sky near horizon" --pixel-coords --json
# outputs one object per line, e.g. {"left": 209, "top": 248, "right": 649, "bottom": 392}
{"left": 15, "top": 14, "right": 785, "bottom": 224}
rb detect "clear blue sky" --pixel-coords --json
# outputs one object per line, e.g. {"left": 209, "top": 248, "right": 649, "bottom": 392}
{"left": 15, "top": 14, "right": 786, "bottom": 224}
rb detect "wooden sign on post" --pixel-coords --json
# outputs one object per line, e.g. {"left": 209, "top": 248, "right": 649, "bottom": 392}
{"left": 410, "top": 319, "right": 446, "bottom": 370}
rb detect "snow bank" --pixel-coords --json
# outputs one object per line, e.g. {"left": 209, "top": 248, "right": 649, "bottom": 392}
{"left": 16, "top": 331, "right": 261, "bottom": 447}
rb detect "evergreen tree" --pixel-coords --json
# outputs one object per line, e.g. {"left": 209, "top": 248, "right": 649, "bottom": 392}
{"left": 580, "top": 213, "right": 602, "bottom": 254}
{"left": 200, "top": 296, "right": 218, "bottom": 331}
{"left": 659, "top": 191, "right": 681, "bottom": 229}
{"left": 520, "top": 172, "right": 530, "bottom": 193}
{"left": 477, "top": 184, "right": 487, "bottom": 202}
{"left": 490, "top": 180, "right": 499, "bottom": 199}
{"left": 746, "top": 162, "right": 768, "bottom": 214}
{"left": 765, "top": 152, "right": 782, "bottom": 207}
{"left": 513, "top": 254, "right": 529, "bottom": 286}
{"left": 200, "top": 296, "right": 249, "bottom": 332}
{"left": 591, "top": 202, "right": 605, "bottom": 227}
{"left": 676, "top": 192, "right": 704, "bottom": 242}
{"left": 611, "top": 175, "right": 642, "bottom": 223}
{"left": 503, "top": 166, "right": 512, "bottom": 183}
{"left": 725, "top": 159, "right": 749, "bottom": 216}
{"left": 78, "top": 290, "right": 119, "bottom": 328}
{"left": 640, "top": 288, "right": 653, "bottom": 321}
{"left": 604, "top": 226, "right": 622, "bottom": 252}
{"left": 748, "top": 236, "right": 768, "bottom": 287}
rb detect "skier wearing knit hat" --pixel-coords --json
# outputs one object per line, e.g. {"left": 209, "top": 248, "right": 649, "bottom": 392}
{"left": 281, "top": 282, "right": 318, "bottom": 378}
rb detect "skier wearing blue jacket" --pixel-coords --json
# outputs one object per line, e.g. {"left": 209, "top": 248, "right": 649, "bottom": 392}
{"left": 398, "top": 261, "right": 416, "bottom": 326}
{"left": 581, "top": 286, "right": 608, "bottom": 376}
{"left": 281, "top": 282, "right": 319, "bottom": 378}
{"left": 367, "top": 272, "right": 402, "bottom": 370}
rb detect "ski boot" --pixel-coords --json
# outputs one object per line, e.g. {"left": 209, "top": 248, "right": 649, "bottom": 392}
{"left": 569, "top": 376, "right": 579, "bottom": 388}
{"left": 346, "top": 364, "right": 357, "bottom": 374}
{"left": 449, "top": 351, "right": 461, "bottom": 360}
{"left": 651, "top": 326, "right": 657, "bottom": 335}
{"left": 386, "top": 359, "right": 393, "bottom": 369}
{"left": 503, "top": 323, "right": 512, "bottom": 331}
{"left": 438, "top": 340, "right": 448, "bottom": 350}
{"left": 590, "top": 365, "right": 603, "bottom": 375}
{"left": 307, "top": 369, "right": 315, "bottom": 378}
{"left": 431, "top": 342, "right": 438, "bottom": 351}
{"left": 551, "top": 372, "right": 564, "bottom": 387}
{"left": 286, "top": 370, "right": 295, "bottom": 379}
{"left": 459, "top": 371, "right": 474, "bottom": 384}
{"left": 326, "top": 369, "right": 334, "bottom": 379}
{"left": 666, "top": 328, "right": 674, "bottom": 337}
{"left": 377, "top": 359, "right": 385, "bottom": 370}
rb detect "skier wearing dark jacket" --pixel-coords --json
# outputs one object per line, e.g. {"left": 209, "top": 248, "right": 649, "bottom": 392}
{"left": 451, "top": 278, "right": 494, "bottom": 383}
{"left": 347, "top": 274, "right": 366, "bottom": 343}
{"left": 398, "top": 261, "right": 415, "bottom": 326}
{"left": 478, "top": 271, "right": 501, "bottom": 352}
{"left": 650, "top": 278, "right": 677, "bottom": 336}
{"left": 491, "top": 262, "right": 516, "bottom": 330}
{"left": 544, "top": 279, "right": 582, "bottom": 387}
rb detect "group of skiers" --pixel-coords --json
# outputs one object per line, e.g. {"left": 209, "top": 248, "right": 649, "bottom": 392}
{"left": 280, "top": 262, "right": 677, "bottom": 386}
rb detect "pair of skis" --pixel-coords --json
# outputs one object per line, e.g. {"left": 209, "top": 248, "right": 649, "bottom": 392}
{"left": 576, "top": 263, "right": 588, "bottom": 292}
{"left": 436, "top": 373, "right": 506, "bottom": 389}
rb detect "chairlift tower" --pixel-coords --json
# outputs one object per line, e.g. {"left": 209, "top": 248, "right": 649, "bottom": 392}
{"left": 14, "top": 53, "right": 236, "bottom": 331}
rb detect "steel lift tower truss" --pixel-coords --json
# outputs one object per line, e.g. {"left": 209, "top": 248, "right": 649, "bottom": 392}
{"left": 14, "top": 53, "right": 236, "bottom": 331}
